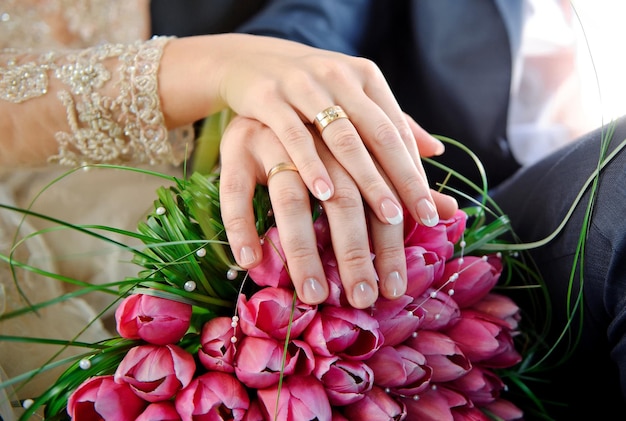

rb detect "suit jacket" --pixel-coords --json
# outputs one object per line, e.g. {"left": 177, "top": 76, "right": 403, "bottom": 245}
{"left": 236, "top": 0, "right": 524, "bottom": 189}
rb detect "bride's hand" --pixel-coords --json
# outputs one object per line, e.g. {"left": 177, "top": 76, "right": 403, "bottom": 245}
{"left": 159, "top": 34, "right": 443, "bottom": 234}
{"left": 219, "top": 116, "right": 458, "bottom": 309}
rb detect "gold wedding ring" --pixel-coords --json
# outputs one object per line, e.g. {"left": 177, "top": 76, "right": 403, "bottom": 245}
{"left": 313, "top": 105, "right": 349, "bottom": 132}
{"left": 267, "top": 162, "right": 299, "bottom": 182}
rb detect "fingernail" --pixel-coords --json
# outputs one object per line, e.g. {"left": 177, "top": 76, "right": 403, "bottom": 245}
{"left": 302, "top": 277, "right": 327, "bottom": 303}
{"left": 239, "top": 246, "right": 256, "bottom": 266}
{"left": 314, "top": 179, "right": 332, "bottom": 201}
{"left": 381, "top": 198, "right": 403, "bottom": 225}
{"left": 417, "top": 198, "right": 439, "bottom": 227}
{"left": 352, "top": 281, "right": 376, "bottom": 309}
{"left": 432, "top": 136, "right": 445, "bottom": 155}
{"left": 385, "top": 271, "right": 406, "bottom": 298}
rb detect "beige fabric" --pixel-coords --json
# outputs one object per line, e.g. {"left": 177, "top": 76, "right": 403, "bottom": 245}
{"left": 0, "top": 0, "right": 188, "bottom": 409}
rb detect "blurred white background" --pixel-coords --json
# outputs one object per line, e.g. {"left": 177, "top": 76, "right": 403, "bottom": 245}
{"left": 572, "top": 0, "right": 626, "bottom": 124}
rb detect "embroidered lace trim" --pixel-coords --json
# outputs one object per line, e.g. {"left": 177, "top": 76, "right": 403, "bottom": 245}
{"left": 0, "top": 36, "right": 192, "bottom": 166}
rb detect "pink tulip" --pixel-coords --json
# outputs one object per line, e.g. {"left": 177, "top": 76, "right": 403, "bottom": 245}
{"left": 235, "top": 336, "right": 314, "bottom": 389}
{"left": 342, "top": 386, "right": 407, "bottom": 420}
{"left": 481, "top": 398, "right": 524, "bottom": 420}
{"left": 136, "top": 401, "right": 181, "bottom": 421}
{"left": 257, "top": 375, "right": 332, "bottom": 421}
{"left": 198, "top": 316, "right": 239, "bottom": 373}
{"left": 451, "top": 406, "right": 491, "bottom": 420}
{"left": 434, "top": 255, "right": 502, "bottom": 308}
{"left": 114, "top": 344, "right": 195, "bottom": 402}
{"left": 402, "top": 385, "right": 469, "bottom": 421}
{"left": 175, "top": 372, "right": 249, "bottom": 421}
{"left": 321, "top": 249, "right": 350, "bottom": 307}
{"left": 314, "top": 356, "right": 374, "bottom": 405}
{"left": 302, "top": 305, "right": 382, "bottom": 360}
{"left": 405, "top": 246, "right": 442, "bottom": 298}
{"left": 405, "top": 330, "right": 471, "bottom": 382}
{"left": 404, "top": 210, "right": 467, "bottom": 261}
{"left": 371, "top": 295, "right": 424, "bottom": 347}
{"left": 448, "top": 366, "right": 504, "bottom": 405}
{"left": 115, "top": 293, "right": 192, "bottom": 345}
{"left": 67, "top": 375, "right": 147, "bottom": 421}
{"left": 413, "top": 288, "right": 460, "bottom": 330}
{"left": 470, "top": 293, "right": 521, "bottom": 331}
{"left": 444, "top": 309, "right": 522, "bottom": 368}
{"left": 332, "top": 410, "right": 349, "bottom": 421}
{"left": 242, "top": 399, "right": 264, "bottom": 421}
{"left": 248, "top": 227, "right": 293, "bottom": 288}
{"left": 366, "top": 345, "right": 431, "bottom": 397}
{"left": 313, "top": 212, "right": 332, "bottom": 251}
{"left": 238, "top": 287, "right": 316, "bottom": 340}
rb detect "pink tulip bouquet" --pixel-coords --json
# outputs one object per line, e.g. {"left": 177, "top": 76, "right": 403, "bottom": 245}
{"left": 0, "top": 150, "right": 553, "bottom": 419}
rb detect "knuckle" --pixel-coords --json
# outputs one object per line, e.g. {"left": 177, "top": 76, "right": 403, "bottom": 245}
{"left": 281, "top": 124, "right": 312, "bottom": 149}
{"left": 373, "top": 242, "right": 406, "bottom": 262}
{"left": 221, "top": 213, "right": 249, "bottom": 234}
{"left": 328, "top": 126, "right": 361, "bottom": 153}
{"left": 372, "top": 122, "right": 401, "bottom": 149}
{"left": 281, "top": 238, "right": 318, "bottom": 262}
{"left": 219, "top": 176, "right": 248, "bottom": 202}
{"left": 271, "top": 184, "right": 310, "bottom": 212}
{"left": 337, "top": 243, "right": 374, "bottom": 269}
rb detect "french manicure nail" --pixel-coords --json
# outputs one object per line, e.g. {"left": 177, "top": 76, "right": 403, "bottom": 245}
{"left": 314, "top": 179, "right": 332, "bottom": 201}
{"left": 385, "top": 271, "right": 406, "bottom": 298}
{"left": 353, "top": 281, "right": 376, "bottom": 309}
{"left": 432, "top": 136, "right": 445, "bottom": 156}
{"left": 239, "top": 246, "right": 256, "bottom": 266}
{"left": 417, "top": 198, "right": 439, "bottom": 227}
{"left": 302, "top": 277, "right": 327, "bottom": 303}
{"left": 381, "top": 198, "right": 403, "bottom": 225}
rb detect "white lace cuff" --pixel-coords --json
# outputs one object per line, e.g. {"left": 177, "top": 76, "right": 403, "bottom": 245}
{"left": 0, "top": 36, "right": 194, "bottom": 166}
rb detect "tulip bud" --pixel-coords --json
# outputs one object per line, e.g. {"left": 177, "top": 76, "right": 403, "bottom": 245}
{"left": 342, "top": 386, "right": 406, "bottom": 420}
{"left": 405, "top": 330, "right": 471, "bottom": 383}
{"left": 248, "top": 227, "right": 292, "bottom": 288}
{"left": 136, "top": 401, "right": 181, "bottom": 421}
{"left": 302, "top": 306, "right": 382, "bottom": 360}
{"left": 198, "top": 316, "right": 240, "bottom": 373}
{"left": 314, "top": 356, "right": 374, "bottom": 405}
{"left": 448, "top": 366, "right": 504, "bottom": 405}
{"left": 434, "top": 255, "right": 502, "bottom": 308}
{"left": 366, "top": 345, "right": 431, "bottom": 397}
{"left": 235, "top": 336, "right": 314, "bottom": 389}
{"left": 67, "top": 375, "right": 147, "bottom": 421}
{"left": 114, "top": 344, "right": 196, "bottom": 402}
{"left": 402, "top": 385, "right": 469, "bottom": 421}
{"left": 443, "top": 309, "right": 521, "bottom": 368}
{"left": 238, "top": 287, "right": 316, "bottom": 340}
{"left": 405, "top": 247, "right": 442, "bottom": 299}
{"left": 414, "top": 288, "right": 460, "bottom": 330}
{"left": 404, "top": 210, "right": 467, "bottom": 261}
{"left": 481, "top": 398, "right": 524, "bottom": 420}
{"left": 257, "top": 375, "right": 332, "bottom": 421}
{"left": 175, "top": 372, "right": 249, "bottom": 421}
{"left": 371, "top": 296, "right": 424, "bottom": 347}
{"left": 470, "top": 293, "right": 521, "bottom": 331}
{"left": 115, "top": 293, "right": 191, "bottom": 345}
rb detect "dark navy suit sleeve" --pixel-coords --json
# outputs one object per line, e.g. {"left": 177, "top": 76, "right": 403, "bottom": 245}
{"left": 236, "top": 0, "right": 373, "bottom": 55}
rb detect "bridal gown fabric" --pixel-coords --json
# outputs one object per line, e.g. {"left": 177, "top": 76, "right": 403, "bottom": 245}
{"left": 0, "top": 0, "right": 192, "bottom": 412}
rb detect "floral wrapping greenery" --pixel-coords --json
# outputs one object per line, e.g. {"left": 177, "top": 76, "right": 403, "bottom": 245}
{"left": 0, "top": 156, "right": 557, "bottom": 421}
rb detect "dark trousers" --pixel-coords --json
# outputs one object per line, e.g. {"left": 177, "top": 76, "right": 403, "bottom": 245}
{"left": 492, "top": 116, "right": 626, "bottom": 419}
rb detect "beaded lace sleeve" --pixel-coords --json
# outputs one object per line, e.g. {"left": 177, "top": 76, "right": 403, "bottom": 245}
{"left": 0, "top": 36, "right": 193, "bottom": 166}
